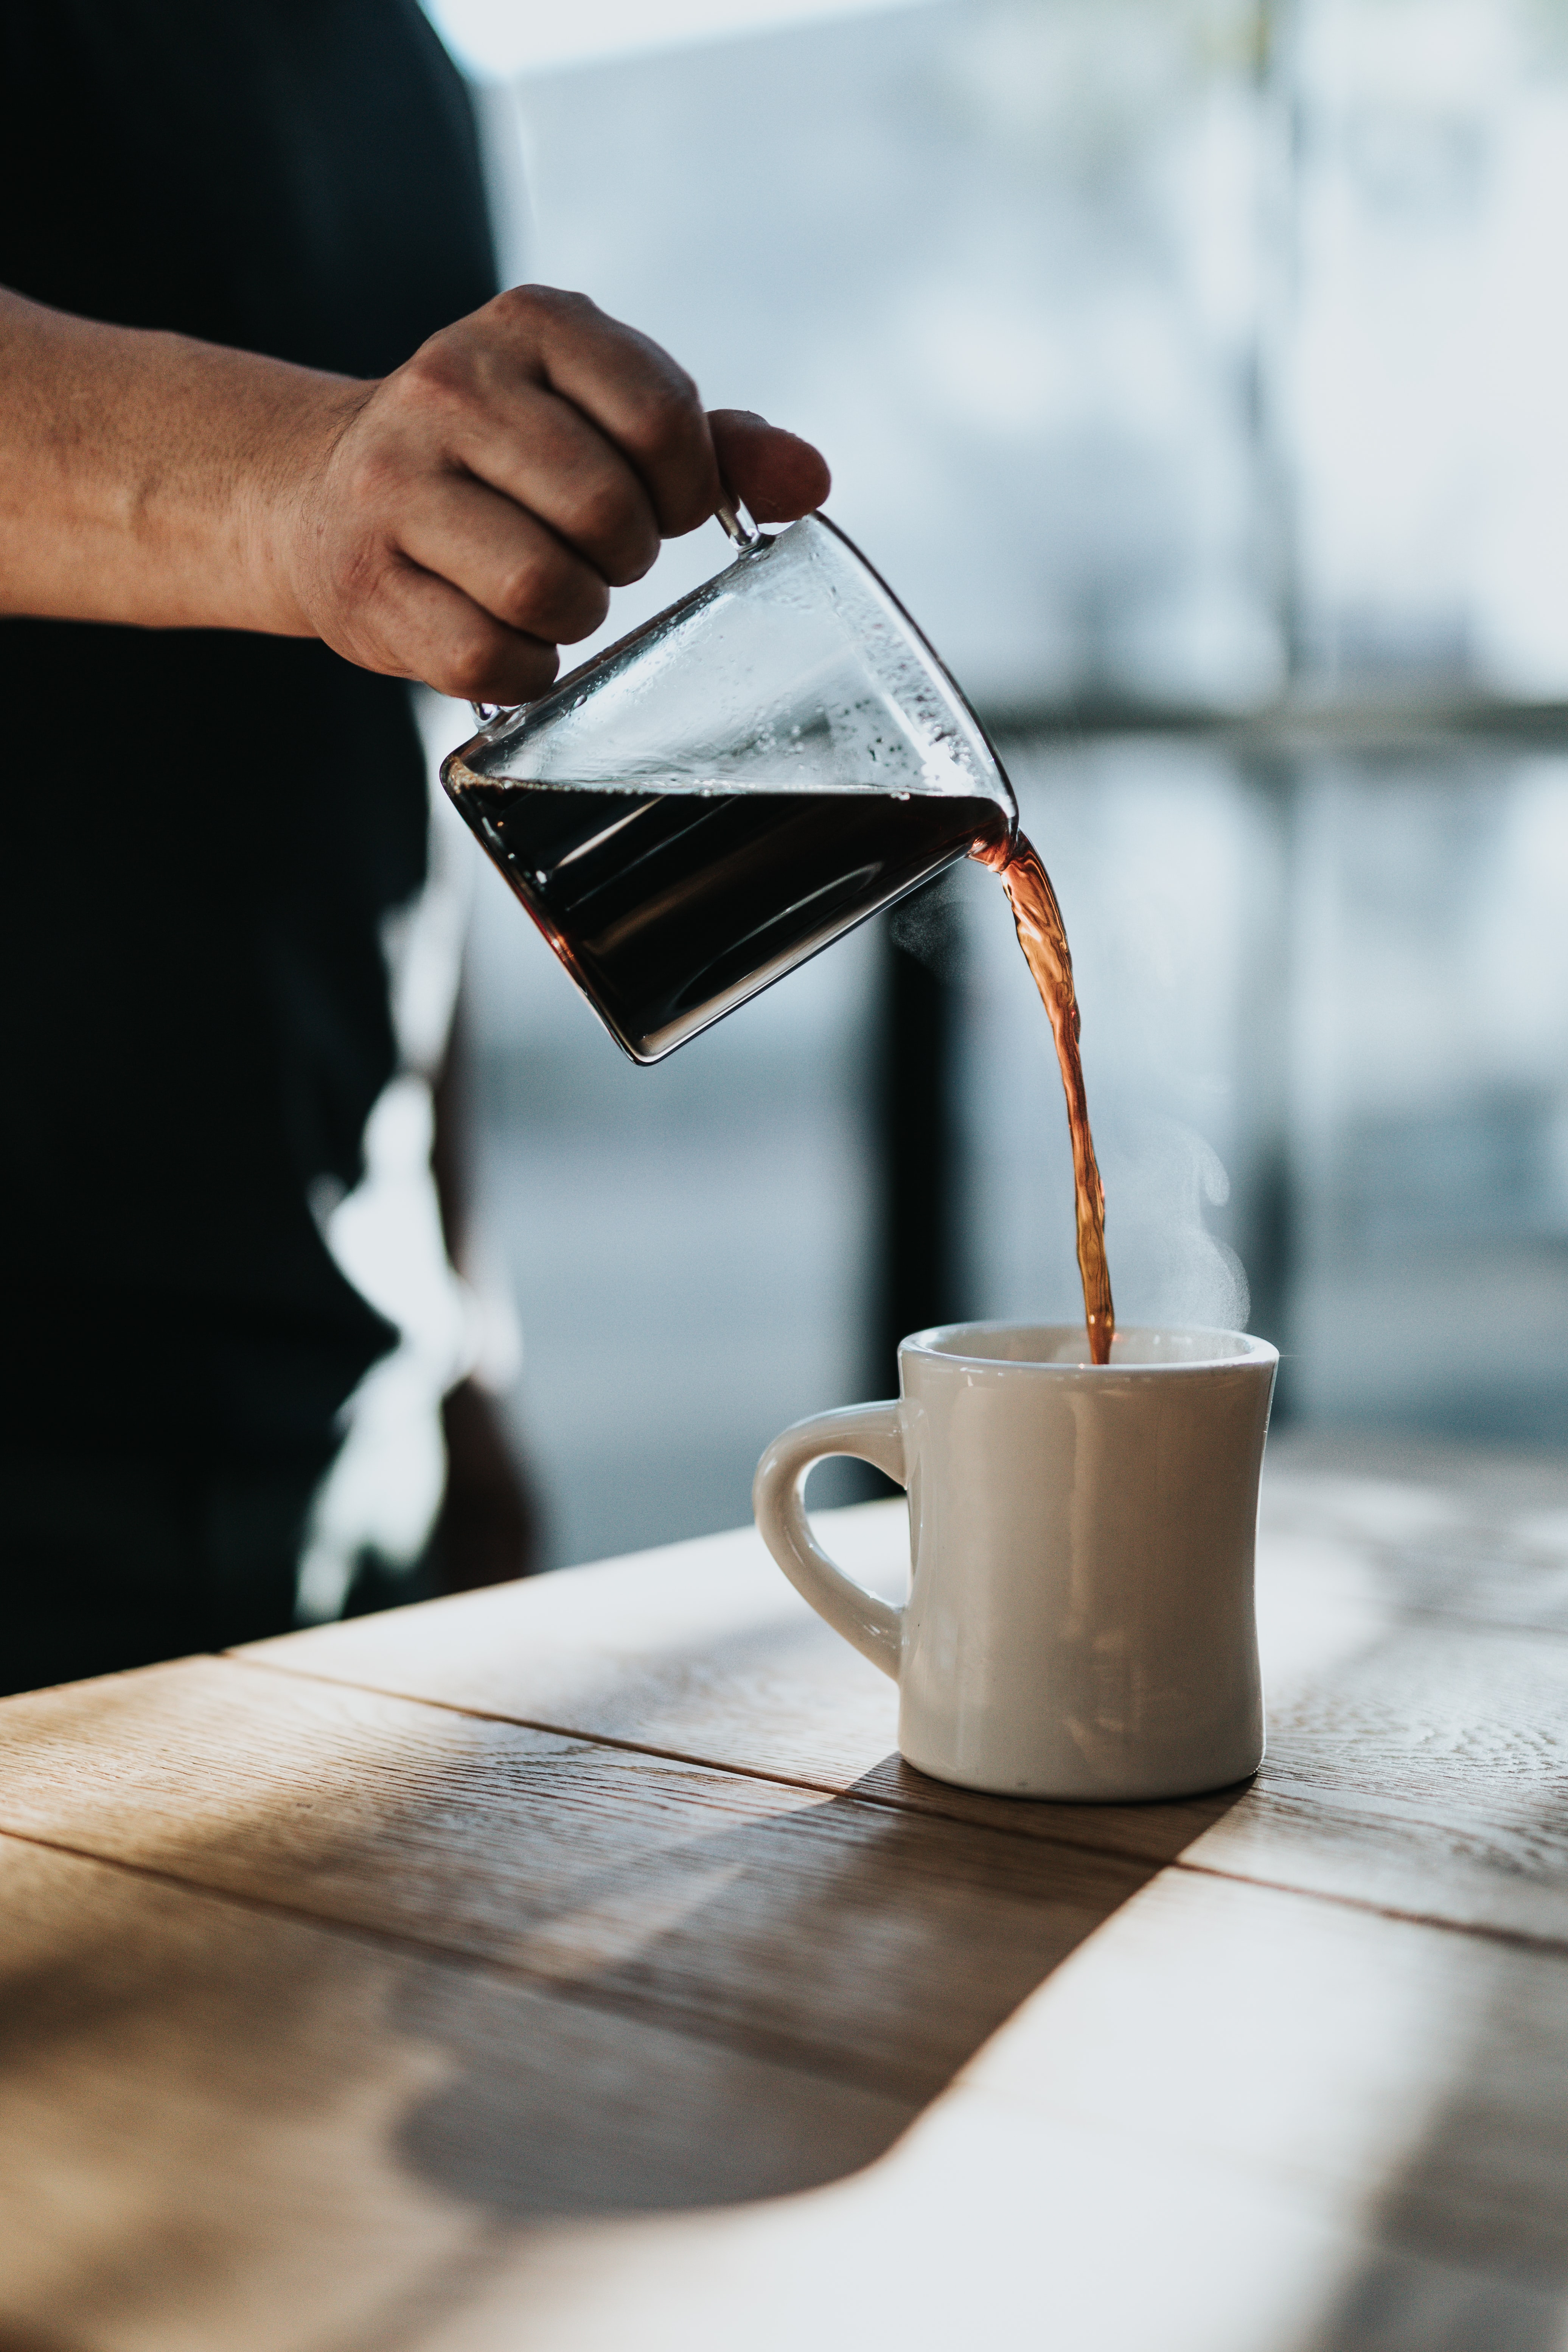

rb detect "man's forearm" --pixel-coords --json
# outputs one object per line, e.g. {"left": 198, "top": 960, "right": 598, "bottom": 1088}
{"left": 0, "top": 281, "right": 830, "bottom": 701}
{"left": 0, "top": 286, "right": 361, "bottom": 633}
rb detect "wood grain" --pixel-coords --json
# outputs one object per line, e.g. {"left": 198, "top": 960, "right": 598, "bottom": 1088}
{"left": 853, "top": 1605, "right": 1568, "bottom": 1944}
{"left": 242, "top": 1469, "right": 1568, "bottom": 1944}
{"left": 9, "top": 1831, "right": 1568, "bottom": 2352}
{"left": 0, "top": 1836, "right": 914, "bottom": 2352}
{"left": 9, "top": 1441, "right": 1568, "bottom": 2349}
{"left": 0, "top": 1657, "right": 1161, "bottom": 2104}
{"left": 1260, "top": 1437, "right": 1568, "bottom": 1637}
{"left": 961, "top": 1864, "right": 1568, "bottom": 2277}
{"left": 239, "top": 1500, "right": 908, "bottom": 1781}
{"left": 420, "top": 1855, "right": 1568, "bottom": 2350}
{"left": 418, "top": 2099, "right": 1568, "bottom": 2352}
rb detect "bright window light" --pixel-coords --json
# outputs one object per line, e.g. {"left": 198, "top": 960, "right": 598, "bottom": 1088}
{"left": 423, "top": 0, "right": 933, "bottom": 81}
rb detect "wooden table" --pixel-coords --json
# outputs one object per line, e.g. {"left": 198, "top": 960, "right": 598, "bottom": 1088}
{"left": 4, "top": 1432, "right": 1568, "bottom": 2351}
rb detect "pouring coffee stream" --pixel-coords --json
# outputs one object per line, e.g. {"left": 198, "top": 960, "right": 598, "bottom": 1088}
{"left": 975, "top": 831, "right": 1114, "bottom": 1365}
{"left": 445, "top": 504, "right": 1114, "bottom": 1364}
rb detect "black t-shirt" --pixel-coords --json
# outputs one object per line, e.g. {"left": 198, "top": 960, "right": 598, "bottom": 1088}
{"left": 0, "top": 0, "right": 497, "bottom": 1471}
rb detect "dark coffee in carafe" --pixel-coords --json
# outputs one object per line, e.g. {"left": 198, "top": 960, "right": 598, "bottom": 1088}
{"left": 448, "top": 766, "right": 1114, "bottom": 1365}
{"left": 442, "top": 513, "right": 1113, "bottom": 1362}
{"left": 444, "top": 774, "right": 1010, "bottom": 1062}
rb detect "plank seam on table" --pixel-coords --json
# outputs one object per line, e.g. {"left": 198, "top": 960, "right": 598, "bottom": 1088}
{"left": 224, "top": 1649, "right": 859, "bottom": 1796}
{"left": 31, "top": 1802, "right": 1567, "bottom": 2322}
{"left": 229, "top": 1650, "right": 1229, "bottom": 1864}
{"left": 1138, "top": 1853, "right": 1568, "bottom": 1960}
{"left": 0, "top": 1818, "right": 931, "bottom": 2105}
{"left": 216, "top": 1656, "right": 1568, "bottom": 1961}
{"left": 0, "top": 1816, "right": 536, "bottom": 1969}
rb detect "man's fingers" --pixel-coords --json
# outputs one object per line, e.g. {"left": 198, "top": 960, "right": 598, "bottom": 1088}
{"left": 708, "top": 409, "right": 831, "bottom": 525}
{"left": 396, "top": 474, "right": 611, "bottom": 644}
{"left": 507, "top": 286, "right": 721, "bottom": 538}
{"left": 449, "top": 385, "right": 662, "bottom": 589}
{"left": 354, "top": 558, "right": 562, "bottom": 706}
{"left": 295, "top": 288, "right": 836, "bottom": 693}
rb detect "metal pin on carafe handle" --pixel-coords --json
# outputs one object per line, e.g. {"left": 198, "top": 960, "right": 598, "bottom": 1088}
{"left": 469, "top": 481, "right": 762, "bottom": 728}
{"left": 714, "top": 485, "right": 762, "bottom": 550}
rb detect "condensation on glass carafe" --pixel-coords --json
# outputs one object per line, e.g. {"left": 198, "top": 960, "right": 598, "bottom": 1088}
{"left": 443, "top": 515, "right": 1018, "bottom": 1061}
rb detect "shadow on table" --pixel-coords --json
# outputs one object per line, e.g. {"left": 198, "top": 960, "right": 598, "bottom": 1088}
{"left": 1290, "top": 1909, "right": 1568, "bottom": 2352}
{"left": 1249, "top": 1468, "right": 1568, "bottom": 2352}
{"left": 392, "top": 1768, "right": 1249, "bottom": 2223}
{"left": 0, "top": 1659, "right": 1245, "bottom": 2268}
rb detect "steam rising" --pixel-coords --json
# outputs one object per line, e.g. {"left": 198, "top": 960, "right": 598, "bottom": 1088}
{"left": 889, "top": 870, "right": 967, "bottom": 982}
{"left": 1106, "top": 1118, "right": 1251, "bottom": 1334}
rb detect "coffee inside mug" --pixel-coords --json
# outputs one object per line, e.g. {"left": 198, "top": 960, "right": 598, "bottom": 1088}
{"left": 911, "top": 1321, "right": 1263, "bottom": 1369}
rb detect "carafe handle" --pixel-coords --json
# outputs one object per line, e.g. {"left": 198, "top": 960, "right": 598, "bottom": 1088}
{"left": 713, "top": 488, "right": 761, "bottom": 550}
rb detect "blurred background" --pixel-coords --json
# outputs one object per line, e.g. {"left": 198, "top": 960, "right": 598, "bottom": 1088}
{"left": 420, "top": 0, "right": 1568, "bottom": 1568}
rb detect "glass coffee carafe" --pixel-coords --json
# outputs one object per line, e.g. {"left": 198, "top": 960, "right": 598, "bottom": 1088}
{"left": 441, "top": 504, "right": 1018, "bottom": 1063}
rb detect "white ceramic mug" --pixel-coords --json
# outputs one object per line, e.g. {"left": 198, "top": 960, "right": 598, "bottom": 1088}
{"left": 753, "top": 1322, "right": 1278, "bottom": 1801}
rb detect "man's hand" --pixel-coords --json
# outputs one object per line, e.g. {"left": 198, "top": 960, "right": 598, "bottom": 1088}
{"left": 279, "top": 288, "right": 829, "bottom": 704}
{"left": 0, "top": 282, "right": 830, "bottom": 703}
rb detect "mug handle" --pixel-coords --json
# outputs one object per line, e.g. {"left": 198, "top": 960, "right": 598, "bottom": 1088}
{"left": 752, "top": 1402, "right": 907, "bottom": 1680}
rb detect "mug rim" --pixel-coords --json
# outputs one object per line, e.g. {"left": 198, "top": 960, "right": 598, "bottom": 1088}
{"left": 901, "top": 1319, "right": 1279, "bottom": 1374}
